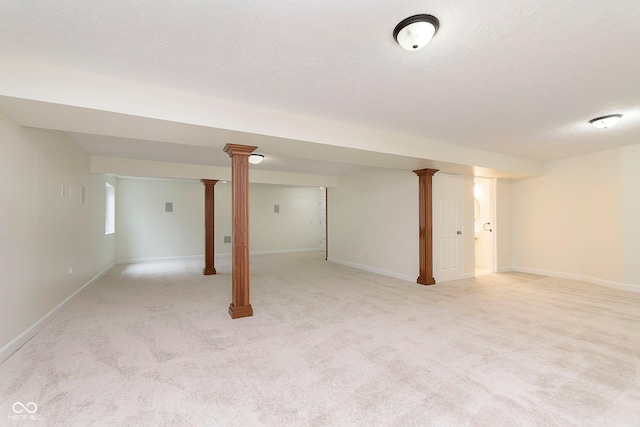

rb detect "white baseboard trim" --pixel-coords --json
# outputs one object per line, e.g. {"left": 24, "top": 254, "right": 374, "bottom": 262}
{"left": 118, "top": 249, "right": 322, "bottom": 264}
{"left": 509, "top": 266, "right": 640, "bottom": 293}
{"left": 0, "top": 261, "right": 117, "bottom": 364}
{"left": 116, "top": 255, "right": 204, "bottom": 264}
{"left": 436, "top": 273, "right": 476, "bottom": 283}
{"left": 327, "top": 257, "right": 415, "bottom": 283}
{"left": 251, "top": 248, "right": 321, "bottom": 256}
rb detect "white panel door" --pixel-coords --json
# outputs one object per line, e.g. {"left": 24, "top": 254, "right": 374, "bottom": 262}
{"left": 433, "top": 173, "right": 463, "bottom": 282}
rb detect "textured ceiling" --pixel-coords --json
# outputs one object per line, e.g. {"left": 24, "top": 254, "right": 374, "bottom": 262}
{"left": 0, "top": 0, "right": 638, "bottom": 169}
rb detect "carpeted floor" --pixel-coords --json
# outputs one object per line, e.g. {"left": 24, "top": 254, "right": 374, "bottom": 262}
{"left": 2, "top": 252, "right": 640, "bottom": 426}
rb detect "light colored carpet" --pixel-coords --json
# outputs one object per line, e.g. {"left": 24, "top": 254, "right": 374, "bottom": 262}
{"left": 1, "top": 252, "right": 640, "bottom": 426}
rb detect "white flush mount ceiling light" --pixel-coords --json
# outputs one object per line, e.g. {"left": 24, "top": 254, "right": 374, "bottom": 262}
{"left": 589, "top": 114, "right": 623, "bottom": 129}
{"left": 393, "top": 14, "right": 440, "bottom": 50}
{"left": 248, "top": 154, "right": 264, "bottom": 164}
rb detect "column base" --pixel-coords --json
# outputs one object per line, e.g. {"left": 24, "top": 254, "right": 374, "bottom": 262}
{"left": 203, "top": 267, "right": 217, "bottom": 275}
{"left": 229, "top": 303, "right": 253, "bottom": 319}
{"left": 417, "top": 276, "right": 436, "bottom": 285}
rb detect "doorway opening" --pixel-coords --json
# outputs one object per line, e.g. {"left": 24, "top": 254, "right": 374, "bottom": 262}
{"left": 474, "top": 177, "right": 496, "bottom": 276}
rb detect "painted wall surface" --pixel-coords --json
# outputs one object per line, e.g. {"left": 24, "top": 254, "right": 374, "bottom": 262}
{"left": 0, "top": 113, "right": 116, "bottom": 352}
{"left": 116, "top": 179, "right": 322, "bottom": 261}
{"left": 328, "top": 168, "right": 419, "bottom": 281}
{"left": 621, "top": 144, "right": 640, "bottom": 285}
{"left": 495, "top": 179, "right": 512, "bottom": 271}
{"left": 462, "top": 175, "right": 475, "bottom": 277}
{"left": 248, "top": 184, "right": 322, "bottom": 253}
{"left": 512, "top": 157, "right": 581, "bottom": 274}
{"left": 116, "top": 179, "right": 205, "bottom": 261}
{"left": 512, "top": 148, "right": 624, "bottom": 285}
{"left": 577, "top": 149, "right": 622, "bottom": 282}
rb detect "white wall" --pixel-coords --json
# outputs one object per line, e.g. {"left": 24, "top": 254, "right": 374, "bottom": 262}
{"left": 0, "top": 113, "right": 116, "bottom": 359}
{"left": 328, "top": 168, "right": 419, "bottom": 281}
{"left": 248, "top": 184, "right": 322, "bottom": 253}
{"left": 117, "top": 179, "right": 205, "bottom": 261}
{"left": 621, "top": 145, "right": 640, "bottom": 286}
{"left": 512, "top": 158, "right": 582, "bottom": 274}
{"left": 578, "top": 150, "right": 622, "bottom": 282}
{"left": 511, "top": 147, "right": 627, "bottom": 286}
{"left": 495, "top": 179, "right": 512, "bottom": 271}
{"left": 462, "top": 174, "right": 475, "bottom": 277}
{"left": 116, "top": 179, "right": 322, "bottom": 261}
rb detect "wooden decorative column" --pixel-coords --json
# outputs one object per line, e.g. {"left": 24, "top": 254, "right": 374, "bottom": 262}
{"left": 413, "top": 168, "right": 439, "bottom": 285}
{"left": 223, "top": 143, "right": 257, "bottom": 319}
{"left": 201, "top": 179, "right": 218, "bottom": 275}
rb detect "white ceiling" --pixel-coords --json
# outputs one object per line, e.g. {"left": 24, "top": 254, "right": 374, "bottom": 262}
{"left": 0, "top": 0, "right": 638, "bottom": 176}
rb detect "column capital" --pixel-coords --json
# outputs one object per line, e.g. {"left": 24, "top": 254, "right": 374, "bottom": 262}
{"left": 223, "top": 144, "right": 258, "bottom": 157}
{"left": 413, "top": 168, "right": 439, "bottom": 177}
{"left": 200, "top": 179, "right": 219, "bottom": 186}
